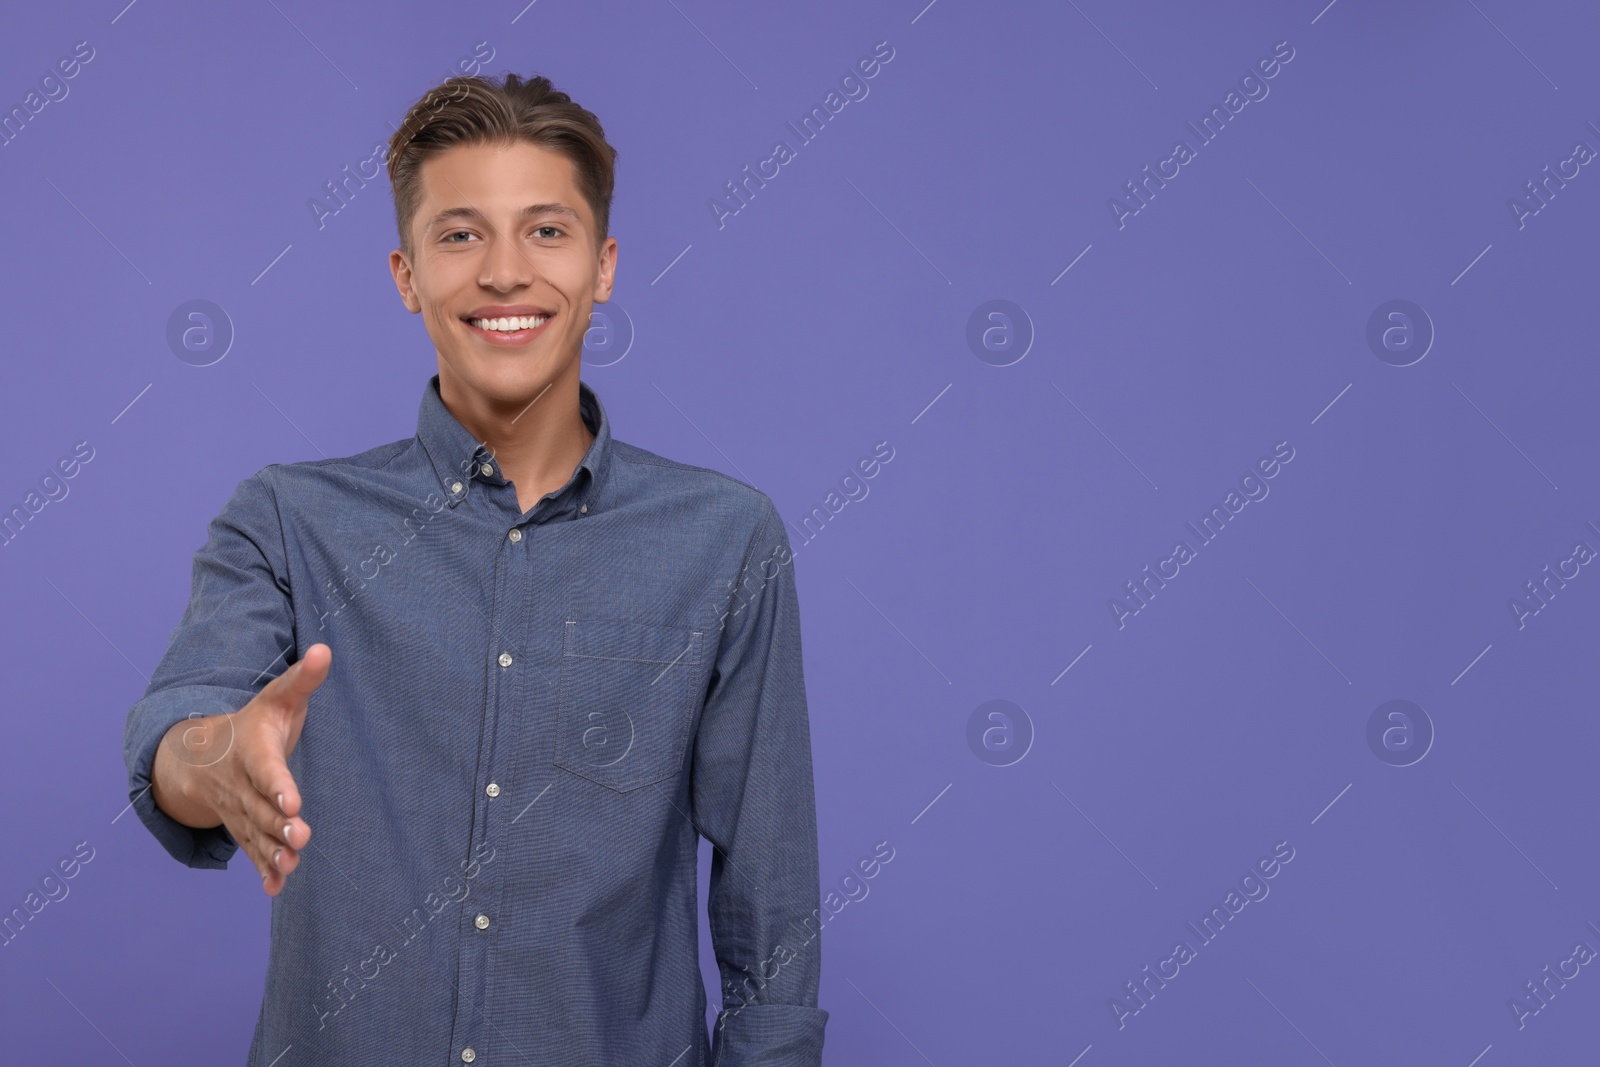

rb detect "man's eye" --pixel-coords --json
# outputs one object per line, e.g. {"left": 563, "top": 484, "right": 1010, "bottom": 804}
{"left": 534, "top": 226, "right": 563, "bottom": 239}
{"left": 443, "top": 230, "right": 477, "bottom": 243}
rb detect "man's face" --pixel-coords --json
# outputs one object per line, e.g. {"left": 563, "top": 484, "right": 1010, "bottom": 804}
{"left": 389, "top": 139, "right": 616, "bottom": 409}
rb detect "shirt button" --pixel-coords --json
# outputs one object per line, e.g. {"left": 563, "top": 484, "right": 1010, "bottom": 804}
{"left": 498, "top": 652, "right": 513, "bottom": 668}
{"left": 451, "top": 481, "right": 464, "bottom": 494}
{"left": 508, "top": 528, "right": 522, "bottom": 543}
{"left": 485, "top": 782, "right": 500, "bottom": 798}
{"left": 474, "top": 913, "right": 490, "bottom": 930}
{"left": 461, "top": 1049, "right": 476, "bottom": 1063}
{"left": 481, "top": 463, "right": 494, "bottom": 476}
{"left": 579, "top": 503, "right": 588, "bottom": 514}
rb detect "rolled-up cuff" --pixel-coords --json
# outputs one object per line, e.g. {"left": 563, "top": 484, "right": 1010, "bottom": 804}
{"left": 122, "top": 685, "right": 249, "bottom": 869}
{"left": 710, "top": 1003, "right": 828, "bottom": 1067}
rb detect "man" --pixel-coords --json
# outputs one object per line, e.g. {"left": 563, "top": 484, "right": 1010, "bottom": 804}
{"left": 122, "top": 72, "right": 828, "bottom": 1066}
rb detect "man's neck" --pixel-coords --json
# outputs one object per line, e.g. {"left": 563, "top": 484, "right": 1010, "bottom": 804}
{"left": 438, "top": 369, "right": 594, "bottom": 515}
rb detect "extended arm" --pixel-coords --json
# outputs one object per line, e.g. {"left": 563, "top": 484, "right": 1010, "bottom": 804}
{"left": 123, "top": 471, "right": 327, "bottom": 894}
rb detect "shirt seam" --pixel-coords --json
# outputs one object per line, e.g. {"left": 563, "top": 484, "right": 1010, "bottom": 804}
{"left": 375, "top": 439, "right": 411, "bottom": 473}
{"left": 252, "top": 469, "right": 297, "bottom": 654}
{"left": 712, "top": 500, "right": 779, "bottom": 672}
{"left": 613, "top": 449, "right": 762, "bottom": 498}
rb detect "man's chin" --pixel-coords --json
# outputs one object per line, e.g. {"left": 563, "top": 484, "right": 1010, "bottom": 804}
{"left": 441, "top": 348, "right": 574, "bottom": 408}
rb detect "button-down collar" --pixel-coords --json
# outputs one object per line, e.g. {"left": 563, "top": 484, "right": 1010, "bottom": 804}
{"left": 415, "top": 373, "right": 612, "bottom": 518}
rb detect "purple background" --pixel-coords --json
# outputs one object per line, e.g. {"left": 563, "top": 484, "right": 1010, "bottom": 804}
{"left": 3, "top": 0, "right": 1598, "bottom": 1063}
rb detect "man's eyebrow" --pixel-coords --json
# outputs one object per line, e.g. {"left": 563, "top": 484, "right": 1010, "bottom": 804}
{"left": 521, "top": 203, "right": 582, "bottom": 223}
{"left": 424, "top": 203, "right": 583, "bottom": 231}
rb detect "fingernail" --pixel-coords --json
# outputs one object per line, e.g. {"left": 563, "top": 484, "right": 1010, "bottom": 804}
{"left": 284, "top": 823, "right": 294, "bottom": 845}
{"left": 277, "top": 793, "right": 285, "bottom": 813}
{"left": 273, "top": 848, "right": 283, "bottom": 870}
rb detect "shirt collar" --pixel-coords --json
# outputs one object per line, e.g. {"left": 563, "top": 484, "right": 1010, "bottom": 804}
{"left": 415, "top": 373, "right": 612, "bottom": 515}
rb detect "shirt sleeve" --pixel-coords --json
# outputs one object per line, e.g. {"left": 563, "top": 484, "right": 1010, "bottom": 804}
{"left": 691, "top": 500, "right": 829, "bottom": 1066}
{"left": 121, "top": 470, "right": 298, "bottom": 870}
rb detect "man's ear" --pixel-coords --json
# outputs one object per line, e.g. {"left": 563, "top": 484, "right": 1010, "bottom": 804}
{"left": 389, "top": 248, "right": 421, "bottom": 313}
{"left": 592, "top": 236, "right": 618, "bottom": 304}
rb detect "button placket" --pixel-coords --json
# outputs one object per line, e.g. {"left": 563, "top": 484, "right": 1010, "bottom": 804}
{"left": 453, "top": 501, "right": 523, "bottom": 1064}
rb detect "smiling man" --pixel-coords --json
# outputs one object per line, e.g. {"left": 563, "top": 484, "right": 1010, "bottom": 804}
{"left": 122, "top": 73, "right": 828, "bottom": 1066}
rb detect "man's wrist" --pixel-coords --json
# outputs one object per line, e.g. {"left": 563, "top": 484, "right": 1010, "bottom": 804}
{"left": 151, "top": 718, "right": 223, "bottom": 830}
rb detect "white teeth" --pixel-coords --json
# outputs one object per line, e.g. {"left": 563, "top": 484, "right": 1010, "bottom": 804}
{"left": 470, "top": 315, "right": 547, "bottom": 332}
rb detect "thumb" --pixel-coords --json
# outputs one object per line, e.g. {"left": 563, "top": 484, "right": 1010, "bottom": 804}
{"left": 266, "top": 643, "right": 329, "bottom": 770}
{"left": 272, "top": 642, "right": 332, "bottom": 710}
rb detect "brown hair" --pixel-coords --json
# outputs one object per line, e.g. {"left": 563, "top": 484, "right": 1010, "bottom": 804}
{"left": 386, "top": 73, "right": 617, "bottom": 258}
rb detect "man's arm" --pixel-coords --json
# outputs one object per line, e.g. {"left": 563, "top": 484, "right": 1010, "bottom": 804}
{"left": 123, "top": 470, "right": 319, "bottom": 888}
{"left": 691, "top": 501, "right": 828, "bottom": 1066}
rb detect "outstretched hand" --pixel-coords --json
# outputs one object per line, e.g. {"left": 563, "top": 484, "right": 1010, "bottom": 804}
{"left": 151, "top": 643, "right": 331, "bottom": 895}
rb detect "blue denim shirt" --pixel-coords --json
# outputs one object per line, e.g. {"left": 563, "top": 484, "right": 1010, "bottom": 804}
{"left": 122, "top": 374, "right": 827, "bottom": 1066}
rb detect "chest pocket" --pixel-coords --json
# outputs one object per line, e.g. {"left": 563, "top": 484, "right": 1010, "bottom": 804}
{"left": 554, "top": 618, "right": 704, "bottom": 792}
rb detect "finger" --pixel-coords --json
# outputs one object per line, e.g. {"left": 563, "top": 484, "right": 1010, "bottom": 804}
{"left": 248, "top": 837, "right": 302, "bottom": 883}
{"left": 262, "top": 857, "right": 293, "bottom": 896}
{"left": 229, "top": 791, "right": 302, "bottom": 896}
{"left": 236, "top": 774, "right": 308, "bottom": 856}
{"left": 261, "top": 787, "right": 311, "bottom": 854}
{"left": 243, "top": 744, "right": 305, "bottom": 826}
{"left": 236, "top": 818, "right": 277, "bottom": 887}
{"left": 259, "top": 835, "right": 304, "bottom": 897}
{"left": 240, "top": 832, "right": 274, "bottom": 884}
{"left": 272, "top": 844, "right": 304, "bottom": 878}
{"left": 246, "top": 819, "right": 303, "bottom": 888}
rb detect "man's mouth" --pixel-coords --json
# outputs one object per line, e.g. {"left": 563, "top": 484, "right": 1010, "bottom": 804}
{"left": 468, "top": 314, "right": 550, "bottom": 332}
{"left": 463, "top": 312, "right": 555, "bottom": 344}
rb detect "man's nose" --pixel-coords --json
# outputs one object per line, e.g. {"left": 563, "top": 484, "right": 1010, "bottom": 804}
{"left": 480, "top": 231, "right": 535, "bottom": 290}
